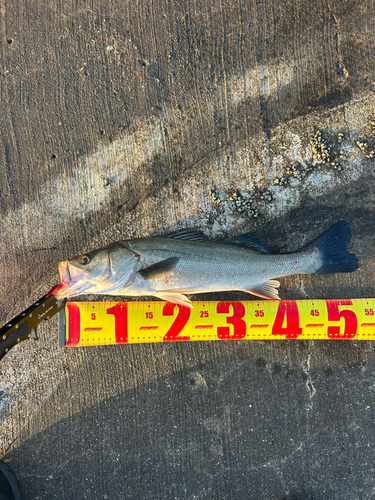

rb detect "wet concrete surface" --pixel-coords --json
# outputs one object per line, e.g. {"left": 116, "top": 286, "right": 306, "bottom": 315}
{"left": 1, "top": 0, "right": 375, "bottom": 498}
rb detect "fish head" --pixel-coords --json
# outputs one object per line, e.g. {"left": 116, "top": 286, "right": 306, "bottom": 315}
{"left": 55, "top": 244, "right": 141, "bottom": 299}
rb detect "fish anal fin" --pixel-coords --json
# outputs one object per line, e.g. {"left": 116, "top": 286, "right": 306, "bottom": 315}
{"left": 154, "top": 292, "right": 193, "bottom": 309}
{"left": 245, "top": 280, "right": 280, "bottom": 300}
{"left": 138, "top": 257, "right": 180, "bottom": 280}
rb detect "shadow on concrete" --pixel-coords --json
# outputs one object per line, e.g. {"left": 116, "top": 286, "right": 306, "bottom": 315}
{"left": 5, "top": 339, "right": 375, "bottom": 500}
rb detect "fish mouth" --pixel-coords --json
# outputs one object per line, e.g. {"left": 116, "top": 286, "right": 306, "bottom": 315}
{"left": 55, "top": 260, "right": 86, "bottom": 299}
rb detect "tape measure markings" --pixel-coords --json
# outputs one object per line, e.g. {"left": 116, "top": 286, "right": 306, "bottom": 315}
{"left": 62, "top": 299, "right": 375, "bottom": 345}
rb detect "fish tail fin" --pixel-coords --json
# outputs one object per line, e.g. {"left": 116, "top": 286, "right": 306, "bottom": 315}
{"left": 303, "top": 220, "right": 358, "bottom": 274}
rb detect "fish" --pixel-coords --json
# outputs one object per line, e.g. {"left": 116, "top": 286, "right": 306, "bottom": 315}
{"left": 55, "top": 220, "right": 358, "bottom": 308}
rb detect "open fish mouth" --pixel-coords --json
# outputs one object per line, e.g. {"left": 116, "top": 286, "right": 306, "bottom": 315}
{"left": 55, "top": 257, "right": 141, "bottom": 300}
{"left": 55, "top": 260, "right": 87, "bottom": 299}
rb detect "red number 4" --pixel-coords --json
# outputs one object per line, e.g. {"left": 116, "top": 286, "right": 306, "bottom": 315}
{"left": 272, "top": 302, "right": 302, "bottom": 339}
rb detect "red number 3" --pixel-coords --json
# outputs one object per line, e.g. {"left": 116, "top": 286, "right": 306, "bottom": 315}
{"left": 217, "top": 302, "right": 246, "bottom": 340}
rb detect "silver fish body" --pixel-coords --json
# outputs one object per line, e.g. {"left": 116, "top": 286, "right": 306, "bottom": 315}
{"left": 123, "top": 237, "right": 317, "bottom": 299}
{"left": 55, "top": 221, "right": 358, "bottom": 307}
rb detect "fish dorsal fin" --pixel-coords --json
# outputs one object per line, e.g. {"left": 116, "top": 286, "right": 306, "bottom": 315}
{"left": 245, "top": 280, "right": 280, "bottom": 300}
{"left": 226, "top": 232, "right": 271, "bottom": 253}
{"left": 160, "top": 228, "right": 271, "bottom": 251}
{"left": 160, "top": 228, "right": 208, "bottom": 241}
{"left": 138, "top": 257, "right": 180, "bottom": 280}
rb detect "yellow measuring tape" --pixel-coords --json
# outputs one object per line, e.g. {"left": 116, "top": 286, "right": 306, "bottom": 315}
{"left": 60, "top": 299, "right": 375, "bottom": 347}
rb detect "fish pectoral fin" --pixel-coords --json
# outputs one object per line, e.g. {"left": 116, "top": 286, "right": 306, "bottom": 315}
{"left": 138, "top": 257, "right": 180, "bottom": 280}
{"left": 245, "top": 280, "right": 280, "bottom": 300}
{"left": 154, "top": 292, "right": 193, "bottom": 309}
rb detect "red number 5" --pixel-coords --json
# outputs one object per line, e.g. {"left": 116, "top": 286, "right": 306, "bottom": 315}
{"left": 326, "top": 300, "right": 357, "bottom": 339}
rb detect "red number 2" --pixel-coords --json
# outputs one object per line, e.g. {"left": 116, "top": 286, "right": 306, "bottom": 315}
{"left": 217, "top": 302, "right": 246, "bottom": 340}
{"left": 162, "top": 303, "right": 191, "bottom": 341}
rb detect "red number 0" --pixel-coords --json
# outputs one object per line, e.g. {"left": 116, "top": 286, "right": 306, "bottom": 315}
{"left": 326, "top": 300, "right": 357, "bottom": 339}
{"left": 106, "top": 303, "right": 128, "bottom": 343}
{"left": 217, "top": 301, "right": 246, "bottom": 340}
{"left": 66, "top": 303, "right": 81, "bottom": 346}
{"left": 162, "top": 303, "right": 191, "bottom": 341}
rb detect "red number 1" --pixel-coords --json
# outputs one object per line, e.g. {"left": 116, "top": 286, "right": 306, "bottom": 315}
{"left": 106, "top": 303, "right": 128, "bottom": 343}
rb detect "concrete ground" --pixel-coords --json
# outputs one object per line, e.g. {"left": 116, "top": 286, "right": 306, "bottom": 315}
{"left": 1, "top": 0, "right": 375, "bottom": 498}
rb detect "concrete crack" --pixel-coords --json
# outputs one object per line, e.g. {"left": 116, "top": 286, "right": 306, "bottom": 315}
{"left": 247, "top": 431, "right": 320, "bottom": 495}
{"left": 302, "top": 341, "right": 316, "bottom": 409}
{"left": 326, "top": 1, "right": 349, "bottom": 84}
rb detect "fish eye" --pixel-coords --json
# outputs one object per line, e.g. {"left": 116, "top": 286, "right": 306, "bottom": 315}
{"left": 79, "top": 254, "right": 92, "bottom": 265}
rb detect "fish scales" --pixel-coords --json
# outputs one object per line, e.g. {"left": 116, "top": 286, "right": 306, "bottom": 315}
{"left": 124, "top": 237, "right": 319, "bottom": 294}
{"left": 55, "top": 220, "right": 358, "bottom": 307}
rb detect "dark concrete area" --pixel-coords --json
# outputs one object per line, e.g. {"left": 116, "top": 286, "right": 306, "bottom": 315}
{"left": 1, "top": 0, "right": 375, "bottom": 498}
{"left": 7, "top": 339, "right": 375, "bottom": 500}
